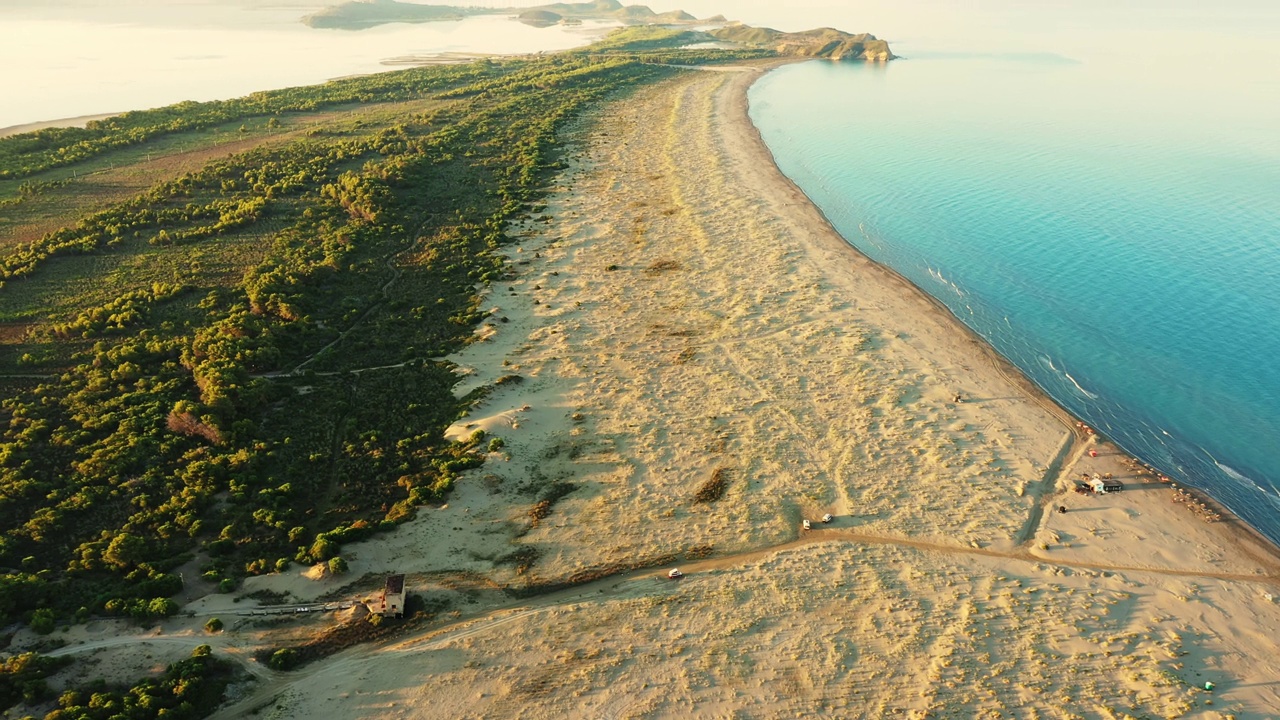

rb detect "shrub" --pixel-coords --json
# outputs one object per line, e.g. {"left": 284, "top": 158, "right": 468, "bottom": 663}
{"left": 29, "top": 608, "right": 55, "bottom": 635}
{"left": 204, "top": 617, "right": 223, "bottom": 633}
{"left": 268, "top": 648, "right": 298, "bottom": 671}
{"left": 694, "top": 467, "right": 731, "bottom": 503}
{"left": 309, "top": 537, "right": 337, "bottom": 562}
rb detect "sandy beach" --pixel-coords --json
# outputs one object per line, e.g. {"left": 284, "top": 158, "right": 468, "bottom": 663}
{"left": 26, "top": 63, "right": 1280, "bottom": 718}
{"left": 0, "top": 112, "right": 118, "bottom": 138}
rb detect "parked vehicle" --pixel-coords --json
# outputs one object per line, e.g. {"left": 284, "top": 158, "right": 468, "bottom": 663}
{"left": 668, "top": 568, "right": 683, "bottom": 579}
{"left": 821, "top": 514, "right": 833, "bottom": 523}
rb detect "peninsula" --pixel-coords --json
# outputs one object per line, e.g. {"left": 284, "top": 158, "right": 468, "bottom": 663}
{"left": 0, "top": 21, "right": 1276, "bottom": 720}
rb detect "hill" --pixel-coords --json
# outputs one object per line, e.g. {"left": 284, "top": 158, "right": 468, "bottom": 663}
{"left": 711, "top": 23, "right": 895, "bottom": 61}
{"left": 303, "top": 0, "right": 480, "bottom": 29}
{"left": 517, "top": 9, "right": 563, "bottom": 27}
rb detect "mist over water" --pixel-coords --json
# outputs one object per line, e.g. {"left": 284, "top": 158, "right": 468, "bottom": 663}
{"left": 0, "top": 0, "right": 618, "bottom": 129}
{"left": 748, "top": 3, "right": 1280, "bottom": 543}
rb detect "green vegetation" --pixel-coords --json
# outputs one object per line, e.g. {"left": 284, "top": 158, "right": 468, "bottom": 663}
{"left": 1, "top": 652, "right": 73, "bottom": 711}
{"left": 0, "top": 63, "right": 493, "bottom": 181}
{"left": 36, "top": 646, "right": 235, "bottom": 720}
{"left": 0, "top": 33, "right": 773, "bottom": 635}
{"left": 267, "top": 648, "right": 299, "bottom": 671}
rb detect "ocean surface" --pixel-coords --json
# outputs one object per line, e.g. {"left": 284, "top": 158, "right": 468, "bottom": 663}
{"left": 748, "top": 6, "right": 1280, "bottom": 544}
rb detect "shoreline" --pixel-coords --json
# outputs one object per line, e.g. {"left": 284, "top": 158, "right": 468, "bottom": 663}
{"left": 0, "top": 112, "right": 119, "bottom": 138}
{"left": 738, "top": 60, "right": 1280, "bottom": 563}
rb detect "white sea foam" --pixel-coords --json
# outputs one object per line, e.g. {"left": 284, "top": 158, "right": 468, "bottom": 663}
{"left": 928, "top": 267, "right": 965, "bottom": 298}
{"left": 857, "top": 223, "right": 886, "bottom": 251}
{"left": 1214, "top": 460, "right": 1265, "bottom": 494}
{"left": 1063, "top": 372, "right": 1098, "bottom": 400}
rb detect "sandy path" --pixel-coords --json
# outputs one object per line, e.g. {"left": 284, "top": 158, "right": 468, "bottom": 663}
{"left": 204, "top": 523, "right": 1280, "bottom": 718}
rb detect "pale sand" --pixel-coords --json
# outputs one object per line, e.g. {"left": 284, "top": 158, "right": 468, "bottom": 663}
{"left": 0, "top": 112, "right": 118, "bottom": 138}
{"left": 30, "top": 64, "right": 1280, "bottom": 718}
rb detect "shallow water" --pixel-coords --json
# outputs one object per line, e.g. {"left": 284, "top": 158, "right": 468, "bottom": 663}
{"left": 749, "top": 7, "right": 1280, "bottom": 543}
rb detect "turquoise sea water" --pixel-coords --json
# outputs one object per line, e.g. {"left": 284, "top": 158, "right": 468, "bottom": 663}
{"left": 749, "top": 51, "right": 1280, "bottom": 544}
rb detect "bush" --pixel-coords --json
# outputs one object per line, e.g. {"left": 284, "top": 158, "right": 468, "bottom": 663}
{"left": 204, "top": 617, "right": 223, "bottom": 633}
{"left": 327, "top": 556, "right": 348, "bottom": 575}
{"left": 28, "top": 608, "right": 55, "bottom": 635}
{"left": 309, "top": 537, "right": 337, "bottom": 562}
{"left": 268, "top": 648, "right": 299, "bottom": 671}
{"left": 693, "top": 467, "right": 731, "bottom": 504}
{"left": 0, "top": 652, "right": 72, "bottom": 711}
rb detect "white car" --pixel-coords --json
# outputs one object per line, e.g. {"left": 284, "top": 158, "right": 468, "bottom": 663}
{"left": 821, "top": 514, "right": 833, "bottom": 523}
{"left": 668, "top": 568, "right": 683, "bottom": 579}
{"left": 802, "top": 520, "right": 811, "bottom": 531}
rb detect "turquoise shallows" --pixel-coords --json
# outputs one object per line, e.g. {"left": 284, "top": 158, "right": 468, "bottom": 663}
{"left": 749, "top": 56, "right": 1280, "bottom": 544}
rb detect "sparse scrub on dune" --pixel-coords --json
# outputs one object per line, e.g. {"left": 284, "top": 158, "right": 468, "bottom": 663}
{"left": 694, "top": 467, "right": 733, "bottom": 504}
{"left": 529, "top": 499, "right": 554, "bottom": 526}
{"left": 644, "top": 259, "right": 681, "bottom": 274}
{"left": 498, "top": 546, "right": 542, "bottom": 575}
{"left": 529, "top": 482, "right": 578, "bottom": 527}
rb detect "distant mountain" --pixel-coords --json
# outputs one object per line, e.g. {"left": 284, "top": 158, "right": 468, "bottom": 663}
{"left": 302, "top": 0, "right": 705, "bottom": 31}
{"left": 303, "top": 0, "right": 481, "bottom": 30}
{"left": 710, "top": 23, "right": 894, "bottom": 61}
{"left": 654, "top": 10, "right": 696, "bottom": 22}
{"left": 532, "top": 0, "right": 624, "bottom": 14}
{"left": 517, "top": 9, "right": 563, "bottom": 27}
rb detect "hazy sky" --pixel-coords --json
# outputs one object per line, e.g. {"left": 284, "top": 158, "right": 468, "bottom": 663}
{"left": 1, "top": 0, "right": 1276, "bottom": 128}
